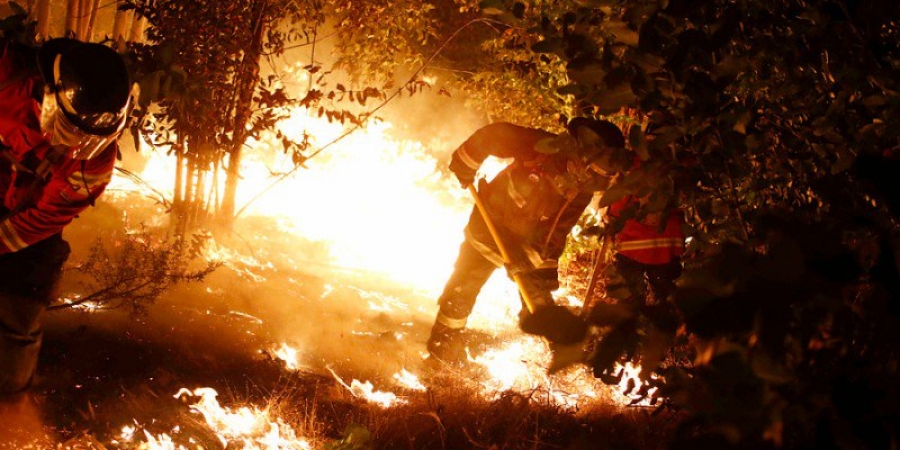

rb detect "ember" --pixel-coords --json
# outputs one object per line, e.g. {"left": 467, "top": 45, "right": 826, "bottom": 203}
{"left": 329, "top": 368, "right": 407, "bottom": 408}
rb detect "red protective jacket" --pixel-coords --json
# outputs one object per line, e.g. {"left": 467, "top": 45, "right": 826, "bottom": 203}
{"left": 0, "top": 40, "right": 116, "bottom": 254}
{"left": 608, "top": 195, "right": 685, "bottom": 265}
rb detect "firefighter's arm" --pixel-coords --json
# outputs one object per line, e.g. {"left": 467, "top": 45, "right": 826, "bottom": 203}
{"left": 0, "top": 151, "right": 114, "bottom": 254}
{"left": 450, "top": 122, "right": 555, "bottom": 187}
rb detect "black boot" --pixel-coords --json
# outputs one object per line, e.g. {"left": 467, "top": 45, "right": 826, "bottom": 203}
{"left": 426, "top": 322, "right": 468, "bottom": 365}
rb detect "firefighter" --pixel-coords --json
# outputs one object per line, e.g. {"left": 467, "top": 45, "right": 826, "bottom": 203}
{"left": 0, "top": 37, "right": 131, "bottom": 396}
{"left": 426, "top": 118, "right": 629, "bottom": 364}
{"left": 602, "top": 192, "right": 686, "bottom": 309}
{"left": 599, "top": 115, "right": 686, "bottom": 311}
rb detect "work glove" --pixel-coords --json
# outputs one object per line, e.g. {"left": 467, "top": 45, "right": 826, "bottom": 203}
{"left": 449, "top": 148, "right": 477, "bottom": 188}
{"left": 503, "top": 260, "right": 530, "bottom": 280}
{"left": 519, "top": 304, "right": 589, "bottom": 345}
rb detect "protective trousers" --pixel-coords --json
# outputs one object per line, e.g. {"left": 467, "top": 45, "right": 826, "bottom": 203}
{"left": 603, "top": 254, "right": 682, "bottom": 307}
{"left": 0, "top": 233, "right": 69, "bottom": 395}
{"left": 433, "top": 238, "right": 559, "bottom": 330}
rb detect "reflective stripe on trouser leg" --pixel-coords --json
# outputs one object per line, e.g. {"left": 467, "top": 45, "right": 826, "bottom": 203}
{"left": 435, "top": 312, "right": 468, "bottom": 330}
{"left": 0, "top": 294, "right": 45, "bottom": 395}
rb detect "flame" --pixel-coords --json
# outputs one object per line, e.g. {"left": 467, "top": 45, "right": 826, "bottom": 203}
{"left": 328, "top": 368, "right": 407, "bottom": 408}
{"left": 392, "top": 369, "right": 427, "bottom": 392}
{"left": 109, "top": 97, "right": 656, "bottom": 428}
{"left": 113, "top": 111, "right": 472, "bottom": 292}
{"left": 613, "top": 361, "right": 659, "bottom": 406}
{"left": 118, "top": 388, "right": 314, "bottom": 449}
{"left": 272, "top": 343, "right": 302, "bottom": 371}
{"left": 468, "top": 335, "right": 603, "bottom": 410}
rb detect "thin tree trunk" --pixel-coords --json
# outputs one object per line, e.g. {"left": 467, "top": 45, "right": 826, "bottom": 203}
{"left": 32, "top": 0, "right": 51, "bottom": 39}
{"left": 129, "top": 12, "right": 145, "bottom": 43}
{"left": 112, "top": 1, "right": 130, "bottom": 51}
{"left": 219, "top": 1, "right": 266, "bottom": 224}
{"left": 77, "top": 0, "right": 91, "bottom": 40}
{"left": 65, "top": 0, "right": 80, "bottom": 38}
{"left": 84, "top": 0, "right": 102, "bottom": 42}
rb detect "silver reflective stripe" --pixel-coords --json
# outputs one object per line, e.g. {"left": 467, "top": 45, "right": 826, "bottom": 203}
{"left": 436, "top": 312, "right": 468, "bottom": 329}
{"left": 464, "top": 227, "right": 505, "bottom": 267}
{"left": 457, "top": 144, "right": 480, "bottom": 170}
{"left": 67, "top": 170, "right": 112, "bottom": 190}
{"left": 506, "top": 173, "right": 527, "bottom": 208}
{"left": 615, "top": 237, "right": 684, "bottom": 252}
{"left": 0, "top": 219, "right": 27, "bottom": 252}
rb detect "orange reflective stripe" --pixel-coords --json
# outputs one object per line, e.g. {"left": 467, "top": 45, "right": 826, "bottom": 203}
{"left": 615, "top": 237, "right": 684, "bottom": 252}
{"left": 0, "top": 219, "right": 27, "bottom": 251}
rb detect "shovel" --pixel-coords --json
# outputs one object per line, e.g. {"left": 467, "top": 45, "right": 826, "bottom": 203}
{"left": 467, "top": 183, "right": 544, "bottom": 314}
{"left": 468, "top": 183, "right": 590, "bottom": 373}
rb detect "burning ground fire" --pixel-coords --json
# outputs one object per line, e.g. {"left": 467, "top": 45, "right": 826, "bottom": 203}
{"left": 117, "top": 388, "right": 314, "bottom": 449}
{"left": 96, "top": 103, "right": 657, "bottom": 448}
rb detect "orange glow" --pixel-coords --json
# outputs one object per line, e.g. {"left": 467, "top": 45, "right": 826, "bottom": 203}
{"left": 329, "top": 368, "right": 407, "bottom": 408}
{"left": 272, "top": 342, "right": 302, "bottom": 371}
{"left": 105, "top": 102, "right": 652, "bottom": 450}
{"left": 118, "top": 388, "right": 314, "bottom": 449}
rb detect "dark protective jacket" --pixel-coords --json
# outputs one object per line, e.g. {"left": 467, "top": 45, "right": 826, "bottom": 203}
{"left": 0, "top": 40, "right": 117, "bottom": 254}
{"left": 455, "top": 122, "right": 611, "bottom": 268}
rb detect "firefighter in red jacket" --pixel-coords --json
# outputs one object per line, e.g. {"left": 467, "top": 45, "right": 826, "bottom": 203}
{"left": 602, "top": 193, "right": 685, "bottom": 309}
{"left": 0, "top": 38, "right": 130, "bottom": 395}
{"left": 426, "top": 118, "right": 629, "bottom": 364}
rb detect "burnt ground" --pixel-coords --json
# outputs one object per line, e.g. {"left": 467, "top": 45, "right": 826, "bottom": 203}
{"left": 0, "top": 202, "right": 679, "bottom": 449}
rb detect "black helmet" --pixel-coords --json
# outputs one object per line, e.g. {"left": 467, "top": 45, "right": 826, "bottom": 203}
{"left": 37, "top": 38, "right": 131, "bottom": 159}
{"left": 566, "top": 117, "right": 629, "bottom": 174}
{"left": 566, "top": 117, "right": 625, "bottom": 149}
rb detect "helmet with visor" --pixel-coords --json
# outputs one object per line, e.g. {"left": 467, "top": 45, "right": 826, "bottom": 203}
{"left": 37, "top": 38, "right": 131, "bottom": 160}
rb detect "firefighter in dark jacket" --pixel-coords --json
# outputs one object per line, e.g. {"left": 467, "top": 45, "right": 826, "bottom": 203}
{"left": 426, "top": 118, "right": 629, "bottom": 363}
{"left": 0, "top": 37, "right": 130, "bottom": 396}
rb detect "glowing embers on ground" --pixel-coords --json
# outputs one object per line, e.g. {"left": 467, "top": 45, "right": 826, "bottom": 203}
{"left": 120, "top": 388, "right": 314, "bottom": 449}
{"left": 460, "top": 335, "right": 656, "bottom": 410}
{"left": 329, "top": 367, "right": 408, "bottom": 408}
{"left": 271, "top": 342, "right": 302, "bottom": 371}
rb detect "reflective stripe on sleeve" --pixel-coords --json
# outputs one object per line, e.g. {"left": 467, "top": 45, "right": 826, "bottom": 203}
{"left": 457, "top": 144, "right": 480, "bottom": 170}
{"left": 0, "top": 219, "right": 28, "bottom": 252}
{"left": 615, "top": 237, "right": 685, "bottom": 252}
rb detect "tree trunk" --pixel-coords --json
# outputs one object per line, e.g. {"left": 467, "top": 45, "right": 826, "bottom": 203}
{"left": 219, "top": 1, "right": 266, "bottom": 225}
{"left": 77, "top": 0, "right": 90, "bottom": 40}
{"left": 65, "top": 0, "right": 80, "bottom": 38}
{"left": 129, "top": 12, "right": 145, "bottom": 43}
{"left": 32, "top": 0, "right": 51, "bottom": 39}
{"left": 112, "top": 1, "right": 130, "bottom": 51}
{"left": 84, "top": 0, "right": 102, "bottom": 42}
{"left": 172, "top": 145, "right": 186, "bottom": 233}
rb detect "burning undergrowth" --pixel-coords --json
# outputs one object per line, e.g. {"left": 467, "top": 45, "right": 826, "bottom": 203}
{"left": 19, "top": 202, "right": 680, "bottom": 449}
{"left": 4, "top": 111, "right": 682, "bottom": 448}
